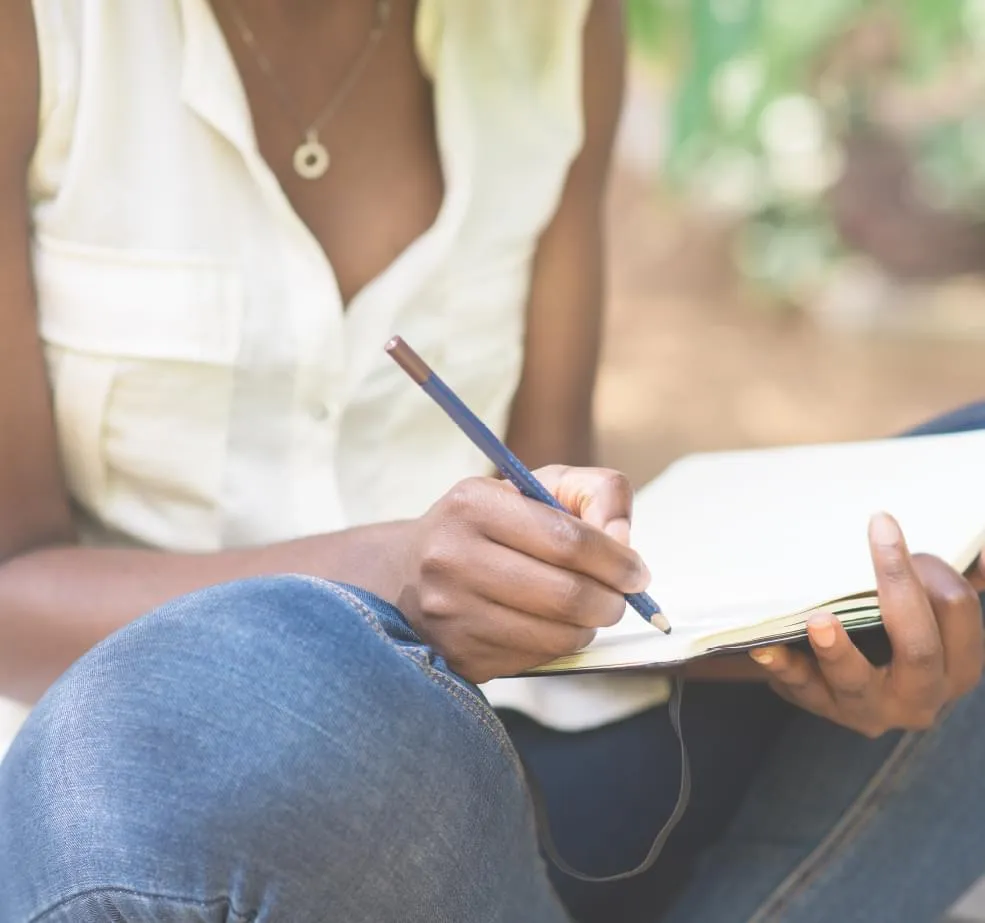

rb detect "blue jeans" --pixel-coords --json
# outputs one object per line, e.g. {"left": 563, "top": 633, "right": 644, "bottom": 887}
{"left": 0, "top": 579, "right": 572, "bottom": 922}
{"left": 3, "top": 402, "right": 985, "bottom": 922}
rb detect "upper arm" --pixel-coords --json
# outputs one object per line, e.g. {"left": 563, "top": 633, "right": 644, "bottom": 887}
{"left": 0, "top": 1, "right": 75, "bottom": 560}
{"left": 506, "top": 0, "right": 626, "bottom": 469}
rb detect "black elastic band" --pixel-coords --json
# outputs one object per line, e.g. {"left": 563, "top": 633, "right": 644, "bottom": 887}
{"left": 521, "top": 676, "right": 690, "bottom": 883}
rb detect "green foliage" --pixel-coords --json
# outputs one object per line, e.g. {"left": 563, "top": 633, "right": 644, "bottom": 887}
{"left": 627, "top": 0, "right": 977, "bottom": 173}
{"left": 624, "top": 0, "right": 985, "bottom": 300}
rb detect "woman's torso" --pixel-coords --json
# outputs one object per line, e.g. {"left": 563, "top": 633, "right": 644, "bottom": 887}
{"left": 28, "top": 0, "right": 589, "bottom": 553}
{"left": 25, "top": 0, "right": 674, "bottom": 730}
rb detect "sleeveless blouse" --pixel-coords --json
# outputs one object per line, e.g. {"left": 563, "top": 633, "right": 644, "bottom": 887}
{"left": 21, "top": 0, "right": 672, "bottom": 733}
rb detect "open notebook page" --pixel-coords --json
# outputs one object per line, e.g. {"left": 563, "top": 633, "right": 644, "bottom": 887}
{"left": 532, "top": 430, "right": 985, "bottom": 673}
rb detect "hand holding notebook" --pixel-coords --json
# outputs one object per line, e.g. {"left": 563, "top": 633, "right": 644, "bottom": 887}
{"left": 744, "top": 510, "right": 983, "bottom": 736}
{"left": 531, "top": 429, "right": 985, "bottom": 679}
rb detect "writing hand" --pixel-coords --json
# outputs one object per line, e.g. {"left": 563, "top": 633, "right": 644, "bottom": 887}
{"left": 397, "top": 466, "right": 648, "bottom": 684}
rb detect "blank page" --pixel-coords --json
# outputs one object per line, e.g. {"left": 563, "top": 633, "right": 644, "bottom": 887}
{"left": 601, "top": 430, "right": 985, "bottom": 646}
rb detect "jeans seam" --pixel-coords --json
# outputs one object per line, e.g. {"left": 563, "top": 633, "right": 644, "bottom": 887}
{"left": 29, "top": 887, "right": 255, "bottom": 923}
{"left": 744, "top": 711, "right": 951, "bottom": 923}
{"left": 305, "top": 578, "right": 516, "bottom": 754}
{"left": 310, "top": 582, "right": 547, "bottom": 901}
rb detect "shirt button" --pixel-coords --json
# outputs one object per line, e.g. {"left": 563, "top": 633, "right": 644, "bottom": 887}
{"left": 311, "top": 401, "right": 340, "bottom": 423}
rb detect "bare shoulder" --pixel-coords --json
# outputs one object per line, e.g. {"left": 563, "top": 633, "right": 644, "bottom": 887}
{"left": 571, "top": 0, "right": 626, "bottom": 192}
{"left": 0, "top": 0, "right": 40, "bottom": 171}
{"left": 0, "top": 0, "right": 72, "bottom": 559}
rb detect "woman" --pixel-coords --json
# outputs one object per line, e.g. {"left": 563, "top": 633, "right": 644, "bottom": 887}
{"left": 1, "top": 2, "right": 983, "bottom": 921}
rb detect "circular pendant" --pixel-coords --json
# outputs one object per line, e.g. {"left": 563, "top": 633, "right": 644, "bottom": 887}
{"left": 293, "top": 136, "right": 330, "bottom": 180}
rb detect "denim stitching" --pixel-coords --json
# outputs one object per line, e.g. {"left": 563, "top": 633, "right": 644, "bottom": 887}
{"left": 745, "top": 709, "right": 952, "bottom": 923}
{"left": 31, "top": 888, "right": 255, "bottom": 923}
{"left": 309, "top": 580, "right": 541, "bottom": 887}
{"left": 299, "top": 578, "right": 516, "bottom": 755}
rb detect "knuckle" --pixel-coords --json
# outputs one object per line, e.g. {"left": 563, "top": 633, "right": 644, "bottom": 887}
{"left": 879, "top": 552, "right": 910, "bottom": 584}
{"left": 443, "top": 478, "right": 484, "bottom": 514}
{"left": 419, "top": 541, "right": 458, "bottom": 581}
{"left": 899, "top": 638, "right": 940, "bottom": 670}
{"left": 600, "top": 469, "right": 633, "bottom": 501}
{"left": 553, "top": 575, "right": 591, "bottom": 621}
{"left": 549, "top": 515, "right": 591, "bottom": 563}
{"left": 833, "top": 678, "right": 870, "bottom": 701}
{"left": 904, "top": 707, "right": 940, "bottom": 732}
{"left": 941, "top": 581, "right": 980, "bottom": 614}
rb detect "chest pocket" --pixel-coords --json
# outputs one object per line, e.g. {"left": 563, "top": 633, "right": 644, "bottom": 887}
{"left": 34, "top": 236, "right": 243, "bottom": 552}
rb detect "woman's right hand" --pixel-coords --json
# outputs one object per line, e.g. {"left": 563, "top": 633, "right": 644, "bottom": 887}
{"left": 396, "top": 465, "right": 651, "bottom": 684}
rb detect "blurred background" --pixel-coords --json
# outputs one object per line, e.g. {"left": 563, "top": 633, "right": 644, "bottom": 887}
{"left": 600, "top": 0, "right": 984, "bottom": 488}
{"left": 0, "top": 8, "right": 981, "bottom": 921}
{"left": 2, "top": 4, "right": 985, "bottom": 916}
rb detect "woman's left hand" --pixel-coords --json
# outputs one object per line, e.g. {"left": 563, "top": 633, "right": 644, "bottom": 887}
{"left": 750, "top": 513, "right": 984, "bottom": 738}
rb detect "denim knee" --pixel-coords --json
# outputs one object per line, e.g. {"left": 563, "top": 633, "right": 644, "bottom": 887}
{"left": 0, "top": 576, "right": 549, "bottom": 923}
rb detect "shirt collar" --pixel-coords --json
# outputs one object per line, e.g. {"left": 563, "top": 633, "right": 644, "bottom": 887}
{"left": 177, "top": 0, "right": 257, "bottom": 158}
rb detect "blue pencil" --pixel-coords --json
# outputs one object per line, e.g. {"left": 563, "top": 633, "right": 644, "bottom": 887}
{"left": 385, "top": 336, "right": 671, "bottom": 634}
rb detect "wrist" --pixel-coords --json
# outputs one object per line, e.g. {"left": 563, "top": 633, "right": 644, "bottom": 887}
{"left": 350, "top": 519, "right": 421, "bottom": 608}
{"left": 289, "top": 520, "right": 420, "bottom": 610}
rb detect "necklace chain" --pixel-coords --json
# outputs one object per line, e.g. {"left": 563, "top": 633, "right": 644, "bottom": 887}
{"left": 225, "top": 0, "right": 392, "bottom": 178}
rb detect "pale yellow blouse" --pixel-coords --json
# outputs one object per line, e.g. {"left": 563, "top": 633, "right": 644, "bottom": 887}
{"left": 15, "top": 0, "right": 672, "bottom": 735}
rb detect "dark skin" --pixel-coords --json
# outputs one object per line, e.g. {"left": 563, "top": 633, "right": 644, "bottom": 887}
{"left": 0, "top": 2, "right": 981, "bottom": 738}
{"left": 0, "top": 0, "right": 629, "bottom": 698}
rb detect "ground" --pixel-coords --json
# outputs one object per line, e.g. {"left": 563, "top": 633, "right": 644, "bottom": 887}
{"left": 597, "top": 167, "right": 984, "bottom": 487}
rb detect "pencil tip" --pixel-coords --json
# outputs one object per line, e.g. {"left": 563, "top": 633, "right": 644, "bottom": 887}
{"left": 652, "top": 613, "right": 672, "bottom": 634}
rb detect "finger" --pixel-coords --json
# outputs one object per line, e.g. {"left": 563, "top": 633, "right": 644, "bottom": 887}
{"left": 534, "top": 465, "right": 636, "bottom": 540}
{"left": 806, "top": 613, "right": 883, "bottom": 725}
{"left": 436, "top": 600, "right": 597, "bottom": 682}
{"left": 479, "top": 625, "right": 598, "bottom": 679}
{"left": 913, "top": 554, "right": 984, "bottom": 698}
{"left": 749, "top": 645, "right": 834, "bottom": 717}
{"left": 459, "top": 539, "right": 627, "bottom": 630}
{"left": 963, "top": 553, "right": 985, "bottom": 594}
{"left": 604, "top": 517, "right": 631, "bottom": 547}
{"left": 476, "top": 601, "right": 597, "bottom": 663}
{"left": 869, "top": 513, "right": 946, "bottom": 707}
{"left": 460, "top": 478, "right": 649, "bottom": 595}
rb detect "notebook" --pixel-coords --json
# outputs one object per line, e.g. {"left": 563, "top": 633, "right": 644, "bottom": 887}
{"left": 529, "top": 429, "right": 985, "bottom": 676}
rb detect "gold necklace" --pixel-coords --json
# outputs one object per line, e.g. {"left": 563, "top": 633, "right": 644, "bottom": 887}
{"left": 226, "top": 0, "right": 392, "bottom": 180}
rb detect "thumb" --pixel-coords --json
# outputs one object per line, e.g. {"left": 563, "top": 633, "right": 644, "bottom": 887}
{"left": 534, "top": 465, "right": 635, "bottom": 544}
{"left": 603, "top": 517, "right": 632, "bottom": 547}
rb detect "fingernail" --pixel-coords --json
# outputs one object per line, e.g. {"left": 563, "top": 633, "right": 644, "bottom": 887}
{"left": 750, "top": 648, "right": 775, "bottom": 666}
{"left": 808, "top": 614, "right": 837, "bottom": 649}
{"left": 605, "top": 518, "right": 631, "bottom": 546}
{"left": 869, "top": 511, "right": 901, "bottom": 545}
